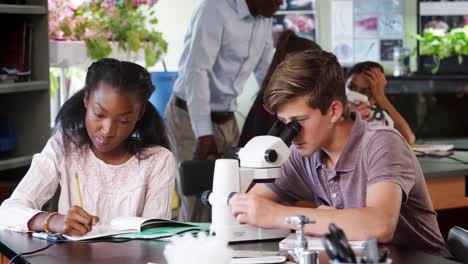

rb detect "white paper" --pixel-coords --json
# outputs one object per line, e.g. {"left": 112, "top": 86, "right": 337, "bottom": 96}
{"left": 62, "top": 216, "right": 148, "bottom": 241}
{"left": 412, "top": 144, "right": 454, "bottom": 155}
{"left": 331, "top": 1, "right": 353, "bottom": 37}
{"left": 279, "top": 233, "right": 366, "bottom": 251}
{"left": 231, "top": 256, "right": 287, "bottom": 264}
{"left": 63, "top": 225, "right": 136, "bottom": 241}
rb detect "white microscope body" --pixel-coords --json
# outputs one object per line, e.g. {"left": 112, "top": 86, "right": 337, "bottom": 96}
{"left": 203, "top": 122, "right": 301, "bottom": 242}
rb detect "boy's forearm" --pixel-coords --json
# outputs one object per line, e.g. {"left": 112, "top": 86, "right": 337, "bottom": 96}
{"left": 271, "top": 205, "right": 397, "bottom": 242}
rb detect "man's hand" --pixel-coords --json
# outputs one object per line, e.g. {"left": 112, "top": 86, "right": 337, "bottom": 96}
{"left": 229, "top": 193, "right": 281, "bottom": 229}
{"left": 51, "top": 206, "right": 99, "bottom": 236}
{"left": 364, "top": 68, "right": 387, "bottom": 103}
{"left": 193, "top": 135, "right": 220, "bottom": 160}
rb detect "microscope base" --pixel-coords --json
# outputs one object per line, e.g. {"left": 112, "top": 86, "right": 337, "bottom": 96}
{"left": 210, "top": 224, "right": 290, "bottom": 242}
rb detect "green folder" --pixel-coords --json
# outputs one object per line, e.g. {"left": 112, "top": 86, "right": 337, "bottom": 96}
{"left": 113, "top": 222, "right": 210, "bottom": 239}
{"left": 63, "top": 217, "right": 210, "bottom": 241}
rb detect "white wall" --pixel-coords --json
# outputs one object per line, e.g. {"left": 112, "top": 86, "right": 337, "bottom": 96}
{"left": 151, "top": 0, "right": 202, "bottom": 72}
{"left": 235, "top": 76, "right": 260, "bottom": 130}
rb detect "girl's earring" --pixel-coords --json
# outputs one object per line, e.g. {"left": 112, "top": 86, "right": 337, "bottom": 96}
{"left": 131, "top": 129, "right": 142, "bottom": 142}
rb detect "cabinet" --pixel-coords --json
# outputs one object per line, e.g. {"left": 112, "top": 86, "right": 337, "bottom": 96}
{"left": 385, "top": 75, "right": 468, "bottom": 139}
{"left": 0, "top": 0, "right": 50, "bottom": 197}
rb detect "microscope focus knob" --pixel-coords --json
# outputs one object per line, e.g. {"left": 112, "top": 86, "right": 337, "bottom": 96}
{"left": 264, "top": 149, "right": 278, "bottom": 163}
{"left": 234, "top": 147, "right": 242, "bottom": 160}
{"left": 201, "top": 190, "right": 212, "bottom": 207}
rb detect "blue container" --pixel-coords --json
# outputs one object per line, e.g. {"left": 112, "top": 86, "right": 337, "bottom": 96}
{"left": 0, "top": 116, "right": 16, "bottom": 157}
{"left": 149, "top": 72, "right": 178, "bottom": 118}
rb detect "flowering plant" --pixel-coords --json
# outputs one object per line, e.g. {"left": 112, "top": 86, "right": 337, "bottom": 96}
{"left": 49, "top": 0, "right": 167, "bottom": 67}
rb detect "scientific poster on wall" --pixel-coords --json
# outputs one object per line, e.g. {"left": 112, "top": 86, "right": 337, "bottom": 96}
{"left": 331, "top": 0, "right": 405, "bottom": 65}
{"left": 331, "top": 0, "right": 353, "bottom": 64}
{"left": 273, "top": 0, "right": 317, "bottom": 47}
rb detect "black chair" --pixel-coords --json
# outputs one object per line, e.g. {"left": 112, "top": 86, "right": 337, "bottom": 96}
{"left": 178, "top": 160, "right": 215, "bottom": 196}
{"left": 447, "top": 226, "right": 468, "bottom": 263}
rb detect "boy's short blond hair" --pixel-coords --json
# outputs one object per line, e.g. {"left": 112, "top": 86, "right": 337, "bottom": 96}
{"left": 264, "top": 49, "right": 349, "bottom": 118}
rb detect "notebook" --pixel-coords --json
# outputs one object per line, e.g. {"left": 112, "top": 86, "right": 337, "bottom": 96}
{"left": 63, "top": 217, "right": 210, "bottom": 241}
{"left": 279, "top": 233, "right": 366, "bottom": 251}
{"left": 412, "top": 144, "right": 454, "bottom": 156}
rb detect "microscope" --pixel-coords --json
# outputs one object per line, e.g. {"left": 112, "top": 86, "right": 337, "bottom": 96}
{"left": 201, "top": 121, "right": 301, "bottom": 242}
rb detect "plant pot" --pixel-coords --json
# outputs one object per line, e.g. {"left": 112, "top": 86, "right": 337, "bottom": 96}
{"left": 418, "top": 55, "right": 468, "bottom": 74}
{"left": 148, "top": 72, "right": 178, "bottom": 118}
{"left": 49, "top": 40, "right": 145, "bottom": 68}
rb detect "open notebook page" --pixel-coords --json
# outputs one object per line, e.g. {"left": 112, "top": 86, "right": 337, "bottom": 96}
{"left": 279, "top": 233, "right": 366, "bottom": 251}
{"left": 63, "top": 225, "right": 136, "bottom": 241}
{"left": 62, "top": 217, "right": 210, "bottom": 241}
{"left": 63, "top": 216, "right": 152, "bottom": 241}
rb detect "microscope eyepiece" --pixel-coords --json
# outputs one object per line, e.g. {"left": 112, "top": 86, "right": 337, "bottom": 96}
{"left": 279, "top": 121, "right": 302, "bottom": 147}
{"left": 267, "top": 120, "right": 286, "bottom": 137}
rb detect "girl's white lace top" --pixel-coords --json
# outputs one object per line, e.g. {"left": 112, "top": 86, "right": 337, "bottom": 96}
{"left": 0, "top": 132, "right": 176, "bottom": 232}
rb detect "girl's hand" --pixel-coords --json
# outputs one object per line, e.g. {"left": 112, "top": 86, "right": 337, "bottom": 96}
{"left": 349, "top": 101, "right": 372, "bottom": 121}
{"left": 50, "top": 206, "right": 99, "bottom": 236}
{"left": 364, "top": 68, "right": 387, "bottom": 103}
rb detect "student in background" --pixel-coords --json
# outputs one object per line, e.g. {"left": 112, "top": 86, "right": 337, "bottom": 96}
{"left": 229, "top": 50, "right": 449, "bottom": 257}
{"left": 0, "top": 59, "right": 175, "bottom": 236}
{"left": 346, "top": 61, "right": 415, "bottom": 144}
{"left": 238, "top": 30, "right": 321, "bottom": 147}
{"left": 166, "top": 0, "right": 283, "bottom": 222}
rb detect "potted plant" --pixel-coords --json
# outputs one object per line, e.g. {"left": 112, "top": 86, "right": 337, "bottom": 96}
{"left": 48, "top": 0, "right": 167, "bottom": 67}
{"left": 410, "top": 26, "right": 468, "bottom": 74}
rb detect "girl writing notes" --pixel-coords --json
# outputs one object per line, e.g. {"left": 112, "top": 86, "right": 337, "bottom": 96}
{"left": 0, "top": 59, "right": 175, "bottom": 236}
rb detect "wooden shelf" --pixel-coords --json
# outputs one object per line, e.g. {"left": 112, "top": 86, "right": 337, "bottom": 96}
{"left": 0, "top": 4, "right": 47, "bottom": 14}
{"left": 0, "top": 0, "right": 49, "bottom": 202}
{"left": 0, "top": 155, "right": 33, "bottom": 171}
{"left": 0, "top": 81, "right": 49, "bottom": 94}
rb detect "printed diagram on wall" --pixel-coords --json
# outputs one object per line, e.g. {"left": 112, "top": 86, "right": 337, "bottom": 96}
{"left": 273, "top": 0, "right": 317, "bottom": 47}
{"left": 379, "top": 15, "right": 404, "bottom": 39}
{"left": 354, "top": 15, "right": 378, "bottom": 37}
{"left": 331, "top": 0, "right": 405, "bottom": 65}
{"left": 354, "top": 39, "right": 379, "bottom": 62}
{"left": 331, "top": 0, "right": 353, "bottom": 63}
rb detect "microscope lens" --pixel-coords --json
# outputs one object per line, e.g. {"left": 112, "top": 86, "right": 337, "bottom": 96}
{"left": 267, "top": 120, "right": 286, "bottom": 137}
{"left": 279, "top": 121, "right": 302, "bottom": 146}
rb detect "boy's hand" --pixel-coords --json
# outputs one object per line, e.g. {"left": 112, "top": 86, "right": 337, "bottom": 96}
{"left": 51, "top": 206, "right": 99, "bottom": 236}
{"left": 317, "top": 205, "right": 336, "bottom": 210}
{"left": 364, "top": 68, "right": 387, "bottom": 103}
{"left": 229, "top": 193, "right": 280, "bottom": 228}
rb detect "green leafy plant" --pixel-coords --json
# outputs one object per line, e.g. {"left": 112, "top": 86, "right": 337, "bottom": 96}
{"left": 49, "top": 0, "right": 167, "bottom": 67}
{"left": 409, "top": 26, "right": 468, "bottom": 74}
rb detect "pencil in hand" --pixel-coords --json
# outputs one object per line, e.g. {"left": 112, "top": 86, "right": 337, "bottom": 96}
{"left": 75, "top": 173, "right": 83, "bottom": 208}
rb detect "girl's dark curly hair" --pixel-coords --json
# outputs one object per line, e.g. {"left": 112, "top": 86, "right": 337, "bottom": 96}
{"left": 55, "top": 58, "right": 170, "bottom": 159}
